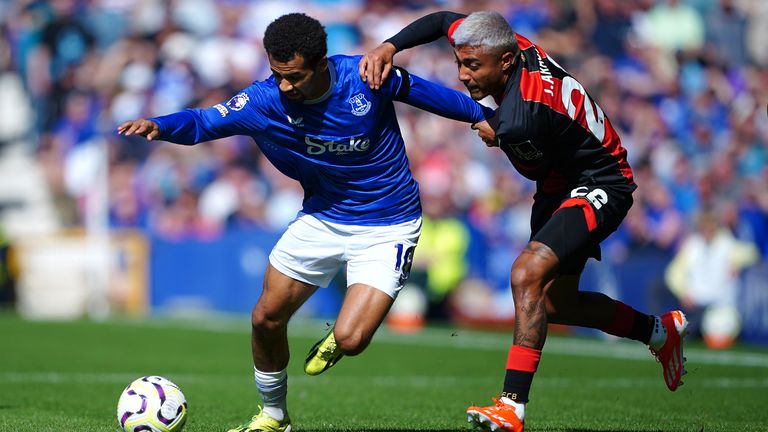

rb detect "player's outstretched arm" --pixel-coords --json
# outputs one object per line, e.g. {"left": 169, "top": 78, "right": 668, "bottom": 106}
{"left": 394, "top": 69, "right": 494, "bottom": 125}
{"left": 117, "top": 109, "right": 244, "bottom": 146}
{"left": 117, "top": 119, "right": 161, "bottom": 140}
{"left": 116, "top": 88, "right": 265, "bottom": 146}
{"left": 360, "top": 11, "right": 466, "bottom": 90}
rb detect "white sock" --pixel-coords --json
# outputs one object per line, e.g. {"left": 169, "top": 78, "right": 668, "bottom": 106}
{"left": 500, "top": 396, "right": 525, "bottom": 420}
{"left": 253, "top": 367, "right": 287, "bottom": 421}
{"left": 648, "top": 315, "right": 667, "bottom": 349}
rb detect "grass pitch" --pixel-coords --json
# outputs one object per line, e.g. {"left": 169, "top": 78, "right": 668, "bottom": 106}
{"left": 1, "top": 312, "right": 767, "bottom": 431}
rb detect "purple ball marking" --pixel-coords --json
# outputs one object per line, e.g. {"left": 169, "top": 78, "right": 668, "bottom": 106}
{"left": 153, "top": 383, "right": 176, "bottom": 425}
{"left": 133, "top": 426, "right": 153, "bottom": 431}
{"left": 156, "top": 408, "right": 174, "bottom": 425}
{"left": 120, "top": 412, "right": 131, "bottom": 427}
{"left": 152, "top": 383, "right": 166, "bottom": 403}
{"left": 139, "top": 395, "right": 147, "bottom": 414}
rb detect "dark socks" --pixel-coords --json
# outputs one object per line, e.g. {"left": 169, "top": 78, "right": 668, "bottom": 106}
{"left": 502, "top": 369, "right": 534, "bottom": 403}
{"left": 604, "top": 300, "right": 654, "bottom": 344}
{"left": 502, "top": 345, "right": 541, "bottom": 403}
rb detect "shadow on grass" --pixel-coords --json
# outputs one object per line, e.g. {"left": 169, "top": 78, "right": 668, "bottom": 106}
{"left": 299, "top": 429, "right": 465, "bottom": 432}
{"left": 529, "top": 429, "right": 666, "bottom": 432}
{"left": 299, "top": 429, "right": 663, "bottom": 432}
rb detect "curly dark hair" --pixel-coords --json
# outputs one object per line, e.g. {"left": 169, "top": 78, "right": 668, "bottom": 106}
{"left": 263, "top": 13, "right": 327, "bottom": 67}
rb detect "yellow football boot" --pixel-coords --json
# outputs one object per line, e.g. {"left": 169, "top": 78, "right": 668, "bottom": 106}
{"left": 304, "top": 329, "right": 343, "bottom": 376}
{"left": 227, "top": 407, "right": 291, "bottom": 432}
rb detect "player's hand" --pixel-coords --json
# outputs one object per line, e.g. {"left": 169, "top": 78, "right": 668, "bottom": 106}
{"left": 472, "top": 121, "right": 496, "bottom": 147}
{"left": 117, "top": 119, "right": 160, "bottom": 140}
{"left": 359, "top": 42, "right": 397, "bottom": 90}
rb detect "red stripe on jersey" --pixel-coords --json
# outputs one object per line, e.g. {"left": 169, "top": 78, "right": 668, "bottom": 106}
{"left": 555, "top": 197, "right": 597, "bottom": 232}
{"left": 516, "top": 34, "right": 547, "bottom": 60}
{"left": 447, "top": 18, "right": 465, "bottom": 46}
{"left": 519, "top": 68, "right": 566, "bottom": 115}
{"left": 516, "top": 34, "right": 534, "bottom": 51}
{"left": 518, "top": 68, "right": 635, "bottom": 186}
{"left": 602, "top": 119, "right": 635, "bottom": 184}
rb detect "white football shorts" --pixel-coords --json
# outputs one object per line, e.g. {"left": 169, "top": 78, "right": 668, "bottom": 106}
{"left": 269, "top": 213, "right": 421, "bottom": 298}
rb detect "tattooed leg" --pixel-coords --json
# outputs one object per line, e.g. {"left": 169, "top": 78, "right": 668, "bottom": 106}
{"left": 511, "top": 241, "right": 560, "bottom": 350}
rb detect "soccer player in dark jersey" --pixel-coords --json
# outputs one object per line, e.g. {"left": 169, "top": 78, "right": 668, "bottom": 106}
{"left": 359, "top": 11, "right": 688, "bottom": 432}
{"left": 118, "top": 13, "right": 492, "bottom": 432}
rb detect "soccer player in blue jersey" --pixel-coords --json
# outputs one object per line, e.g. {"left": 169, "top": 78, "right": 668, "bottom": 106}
{"left": 118, "top": 13, "right": 491, "bottom": 432}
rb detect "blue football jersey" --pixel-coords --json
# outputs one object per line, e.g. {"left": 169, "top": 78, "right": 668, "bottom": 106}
{"left": 150, "top": 55, "right": 491, "bottom": 226}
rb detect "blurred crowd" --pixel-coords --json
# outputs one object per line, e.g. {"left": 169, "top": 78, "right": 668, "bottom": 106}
{"left": 1, "top": 0, "right": 768, "bottom": 325}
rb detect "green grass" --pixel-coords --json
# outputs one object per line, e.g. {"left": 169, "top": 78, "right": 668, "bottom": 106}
{"left": 1, "top": 312, "right": 767, "bottom": 431}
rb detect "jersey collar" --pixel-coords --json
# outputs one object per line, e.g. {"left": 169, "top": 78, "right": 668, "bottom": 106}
{"left": 303, "top": 60, "right": 337, "bottom": 105}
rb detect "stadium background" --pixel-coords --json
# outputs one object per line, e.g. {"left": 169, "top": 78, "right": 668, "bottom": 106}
{"left": 0, "top": 0, "right": 767, "bottom": 346}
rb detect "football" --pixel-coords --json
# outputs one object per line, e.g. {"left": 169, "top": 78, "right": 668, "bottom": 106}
{"left": 116, "top": 376, "right": 188, "bottom": 432}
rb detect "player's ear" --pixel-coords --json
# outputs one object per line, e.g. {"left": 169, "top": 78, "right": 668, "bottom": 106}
{"left": 316, "top": 56, "right": 328, "bottom": 73}
{"left": 501, "top": 51, "right": 515, "bottom": 72}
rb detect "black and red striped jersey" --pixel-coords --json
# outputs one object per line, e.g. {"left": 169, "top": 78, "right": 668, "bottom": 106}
{"left": 386, "top": 11, "right": 636, "bottom": 195}
{"left": 491, "top": 34, "right": 635, "bottom": 194}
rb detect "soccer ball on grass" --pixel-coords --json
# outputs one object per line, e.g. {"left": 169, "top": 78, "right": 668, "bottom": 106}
{"left": 117, "top": 376, "right": 188, "bottom": 432}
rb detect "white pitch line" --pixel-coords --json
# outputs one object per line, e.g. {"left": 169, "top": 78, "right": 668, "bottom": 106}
{"left": 371, "top": 329, "right": 768, "bottom": 368}
{"left": 117, "top": 317, "right": 768, "bottom": 368}
{"left": 1, "top": 371, "right": 766, "bottom": 389}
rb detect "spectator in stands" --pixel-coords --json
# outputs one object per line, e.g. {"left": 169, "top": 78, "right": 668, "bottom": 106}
{"left": 665, "top": 209, "right": 759, "bottom": 344}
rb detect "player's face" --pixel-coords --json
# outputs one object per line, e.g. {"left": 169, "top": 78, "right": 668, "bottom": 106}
{"left": 269, "top": 54, "right": 329, "bottom": 101}
{"left": 454, "top": 45, "right": 513, "bottom": 100}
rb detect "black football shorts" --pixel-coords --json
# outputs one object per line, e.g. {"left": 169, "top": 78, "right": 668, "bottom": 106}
{"left": 530, "top": 183, "right": 635, "bottom": 275}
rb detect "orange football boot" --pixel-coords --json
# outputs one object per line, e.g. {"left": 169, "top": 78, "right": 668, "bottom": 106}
{"left": 467, "top": 398, "right": 524, "bottom": 432}
{"left": 649, "top": 310, "right": 688, "bottom": 391}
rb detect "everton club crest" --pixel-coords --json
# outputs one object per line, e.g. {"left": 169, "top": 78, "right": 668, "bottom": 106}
{"left": 348, "top": 93, "right": 371, "bottom": 116}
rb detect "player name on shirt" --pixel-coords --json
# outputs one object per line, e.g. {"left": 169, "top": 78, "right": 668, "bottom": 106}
{"left": 532, "top": 49, "right": 555, "bottom": 97}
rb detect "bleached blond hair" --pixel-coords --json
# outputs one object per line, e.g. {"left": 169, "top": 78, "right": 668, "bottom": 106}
{"left": 452, "top": 11, "right": 518, "bottom": 55}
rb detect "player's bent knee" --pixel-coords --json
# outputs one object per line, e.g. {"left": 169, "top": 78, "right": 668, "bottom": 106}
{"left": 510, "top": 265, "right": 546, "bottom": 294}
{"left": 333, "top": 327, "right": 370, "bottom": 356}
